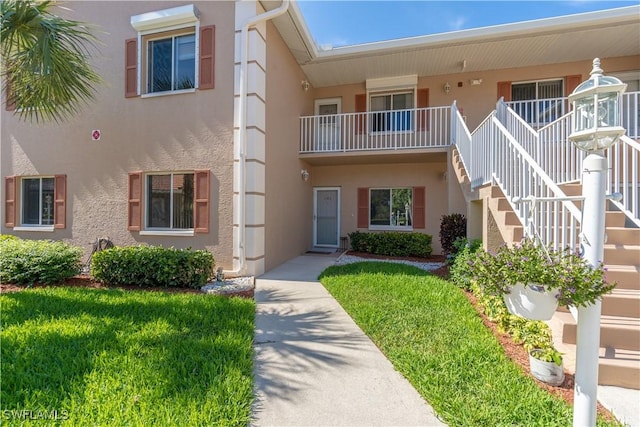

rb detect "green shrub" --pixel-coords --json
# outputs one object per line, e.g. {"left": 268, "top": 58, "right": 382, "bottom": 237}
{"left": 449, "top": 239, "right": 482, "bottom": 290}
{"left": 91, "top": 245, "right": 214, "bottom": 288}
{"left": 0, "top": 239, "right": 82, "bottom": 285}
{"left": 439, "top": 213, "right": 466, "bottom": 255}
{"left": 0, "top": 234, "right": 19, "bottom": 242}
{"left": 470, "top": 281, "right": 558, "bottom": 359}
{"left": 348, "top": 231, "right": 432, "bottom": 257}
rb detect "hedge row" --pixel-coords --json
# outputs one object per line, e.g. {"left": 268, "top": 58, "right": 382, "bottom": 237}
{"left": 349, "top": 231, "right": 432, "bottom": 257}
{"left": 0, "top": 237, "right": 82, "bottom": 285}
{"left": 91, "top": 245, "right": 213, "bottom": 288}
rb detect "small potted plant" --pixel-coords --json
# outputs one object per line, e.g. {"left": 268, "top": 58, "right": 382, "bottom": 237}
{"left": 469, "top": 238, "right": 616, "bottom": 321}
{"left": 528, "top": 346, "right": 565, "bottom": 386}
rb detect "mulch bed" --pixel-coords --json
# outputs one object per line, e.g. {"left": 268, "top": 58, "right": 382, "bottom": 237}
{"left": 0, "top": 255, "right": 616, "bottom": 421}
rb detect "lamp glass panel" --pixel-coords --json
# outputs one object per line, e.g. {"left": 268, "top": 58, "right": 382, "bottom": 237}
{"left": 574, "top": 96, "right": 594, "bottom": 133}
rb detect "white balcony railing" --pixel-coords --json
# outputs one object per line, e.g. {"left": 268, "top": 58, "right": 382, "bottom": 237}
{"left": 300, "top": 106, "right": 451, "bottom": 153}
{"left": 506, "top": 91, "right": 640, "bottom": 138}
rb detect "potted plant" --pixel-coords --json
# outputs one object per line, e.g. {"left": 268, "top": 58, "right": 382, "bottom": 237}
{"left": 528, "top": 346, "right": 565, "bottom": 386}
{"left": 469, "top": 239, "right": 616, "bottom": 321}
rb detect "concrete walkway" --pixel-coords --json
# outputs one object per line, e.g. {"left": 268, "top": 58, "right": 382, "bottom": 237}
{"left": 252, "top": 254, "right": 445, "bottom": 426}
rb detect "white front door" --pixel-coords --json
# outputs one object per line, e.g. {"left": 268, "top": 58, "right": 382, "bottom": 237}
{"left": 314, "top": 98, "right": 341, "bottom": 151}
{"left": 314, "top": 187, "right": 340, "bottom": 247}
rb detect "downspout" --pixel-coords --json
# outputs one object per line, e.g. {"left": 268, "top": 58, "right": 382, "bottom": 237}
{"left": 225, "top": 0, "right": 290, "bottom": 277}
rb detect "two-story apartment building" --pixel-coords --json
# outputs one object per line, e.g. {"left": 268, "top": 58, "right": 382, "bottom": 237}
{"left": 3, "top": 1, "right": 637, "bottom": 273}
{"left": 2, "top": 0, "right": 640, "bottom": 389}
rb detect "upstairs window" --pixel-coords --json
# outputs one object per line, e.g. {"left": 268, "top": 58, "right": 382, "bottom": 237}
{"left": 147, "top": 31, "right": 196, "bottom": 93}
{"left": 370, "top": 92, "right": 414, "bottom": 132}
{"left": 127, "top": 5, "right": 215, "bottom": 98}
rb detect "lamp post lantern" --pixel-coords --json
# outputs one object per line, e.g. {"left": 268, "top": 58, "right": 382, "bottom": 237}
{"left": 568, "top": 58, "right": 626, "bottom": 427}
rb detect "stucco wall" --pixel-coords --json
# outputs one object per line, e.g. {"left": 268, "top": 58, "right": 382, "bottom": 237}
{"left": 1, "top": 1, "right": 236, "bottom": 268}
{"left": 264, "top": 21, "right": 315, "bottom": 271}
{"left": 310, "top": 161, "right": 448, "bottom": 255}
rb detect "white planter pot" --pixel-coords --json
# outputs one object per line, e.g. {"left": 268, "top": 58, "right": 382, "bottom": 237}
{"left": 503, "top": 283, "right": 559, "bottom": 321}
{"left": 529, "top": 350, "right": 565, "bottom": 386}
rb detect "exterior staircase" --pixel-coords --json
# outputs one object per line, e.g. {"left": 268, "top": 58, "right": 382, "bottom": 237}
{"left": 452, "top": 146, "right": 640, "bottom": 389}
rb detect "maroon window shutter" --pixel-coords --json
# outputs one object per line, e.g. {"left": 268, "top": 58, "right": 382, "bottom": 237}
{"left": 125, "top": 38, "right": 138, "bottom": 98}
{"left": 417, "top": 88, "right": 429, "bottom": 131}
{"left": 199, "top": 25, "right": 215, "bottom": 90}
{"left": 4, "top": 176, "right": 16, "bottom": 227}
{"left": 128, "top": 172, "right": 142, "bottom": 231}
{"left": 357, "top": 187, "right": 369, "bottom": 228}
{"left": 497, "top": 81, "right": 512, "bottom": 102}
{"left": 53, "top": 175, "right": 66, "bottom": 229}
{"left": 5, "top": 78, "right": 16, "bottom": 111}
{"left": 413, "top": 187, "right": 425, "bottom": 229}
{"left": 194, "top": 170, "right": 210, "bottom": 233}
{"left": 565, "top": 75, "right": 582, "bottom": 97}
{"left": 355, "top": 94, "right": 366, "bottom": 134}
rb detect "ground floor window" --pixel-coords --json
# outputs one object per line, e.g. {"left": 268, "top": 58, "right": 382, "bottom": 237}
{"left": 370, "top": 188, "right": 413, "bottom": 228}
{"left": 146, "top": 173, "right": 194, "bottom": 229}
{"left": 21, "top": 177, "right": 54, "bottom": 226}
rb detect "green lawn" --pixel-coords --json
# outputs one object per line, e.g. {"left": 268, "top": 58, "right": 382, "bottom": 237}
{"left": 320, "top": 262, "right": 621, "bottom": 427}
{"left": 1, "top": 287, "right": 255, "bottom": 426}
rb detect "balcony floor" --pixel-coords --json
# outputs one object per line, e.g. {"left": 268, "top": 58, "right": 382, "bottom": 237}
{"left": 299, "top": 147, "right": 449, "bottom": 166}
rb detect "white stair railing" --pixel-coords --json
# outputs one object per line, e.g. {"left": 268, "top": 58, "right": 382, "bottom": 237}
{"left": 498, "top": 99, "right": 640, "bottom": 227}
{"left": 451, "top": 101, "right": 473, "bottom": 179}
{"left": 609, "top": 135, "right": 640, "bottom": 223}
{"left": 455, "top": 110, "right": 582, "bottom": 251}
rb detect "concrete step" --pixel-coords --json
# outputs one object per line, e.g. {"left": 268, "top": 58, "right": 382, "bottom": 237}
{"left": 559, "top": 311, "right": 640, "bottom": 352}
{"left": 606, "top": 265, "right": 640, "bottom": 290}
{"left": 602, "top": 289, "right": 640, "bottom": 318}
{"left": 491, "top": 185, "right": 506, "bottom": 199}
{"left": 606, "top": 227, "right": 640, "bottom": 246}
{"left": 548, "top": 315, "right": 640, "bottom": 389}
{"left": 559, "top": 183, "right": 582, "bottom": 196}
{"left": 604, "top": 244, "right": 640, "bottom": 266}
{"left": 605, "top": 212, "right": 628, "bottom": 228}
{"left": 496, "top": 197, "right": 512, "bottom": 212}
{"left": 598, "top": 348, "right": 640, "bottom": 389}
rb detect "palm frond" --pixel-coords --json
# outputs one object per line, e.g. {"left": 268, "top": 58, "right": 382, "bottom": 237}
{"left": 1, "top": 0, "right": 103, "bottom": 123}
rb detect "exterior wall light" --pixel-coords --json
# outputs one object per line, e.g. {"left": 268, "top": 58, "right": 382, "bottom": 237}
{"left": 301, "top": 80, "right": 310, "bottom": 91}
{"left": 301, "top": 169, "right": 310, "bottom": 181}
{"left": 443, "top": 82, "right": 451, "bottom": 94}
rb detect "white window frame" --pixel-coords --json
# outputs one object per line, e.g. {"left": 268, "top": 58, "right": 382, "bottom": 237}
{"left": 131, "top": 5, "right": 200, "bottom": 98}
{"left": 368, "top": 90, "right": 416, "bottom": 135}
{"left": 14, "top": 176, "right": 55, "bottom": 232}
{"left": 511, "top": 78, "right": 564, "bottom": 101}
{"left": 368, "top": 187, "right": 413, "bottom": 231}
{"left": 141, "top": 171, "right": 195, "bottom": 236}
{"left": 143, "top": 31, "right": 198, "bottom": 96}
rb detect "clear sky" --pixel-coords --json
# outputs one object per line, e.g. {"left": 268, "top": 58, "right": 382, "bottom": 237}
{"left": 296, "top": 1, "right": 638, "bottom": 49}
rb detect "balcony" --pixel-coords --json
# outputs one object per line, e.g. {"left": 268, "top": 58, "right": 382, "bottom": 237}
{"left": 300, "top": 106, "right": 451, "bottom": 156}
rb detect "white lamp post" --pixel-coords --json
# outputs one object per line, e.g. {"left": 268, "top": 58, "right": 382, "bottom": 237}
{"left": 568, "top": 58, "right": 626, "bottom": 427}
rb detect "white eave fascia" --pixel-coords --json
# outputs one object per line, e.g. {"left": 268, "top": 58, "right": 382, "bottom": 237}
{"left": 289, "top": 5, "right": 639, "bottom": 62}
{"left": 131, "top": 4, "right": 200, "bottom": 32}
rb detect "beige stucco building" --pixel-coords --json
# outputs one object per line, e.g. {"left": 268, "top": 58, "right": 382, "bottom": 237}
{"left": 2, "top": 1, "right": 638, "bottom": 276}
{"left": 2, "top": 0, "right": 640, "bottom": 390}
